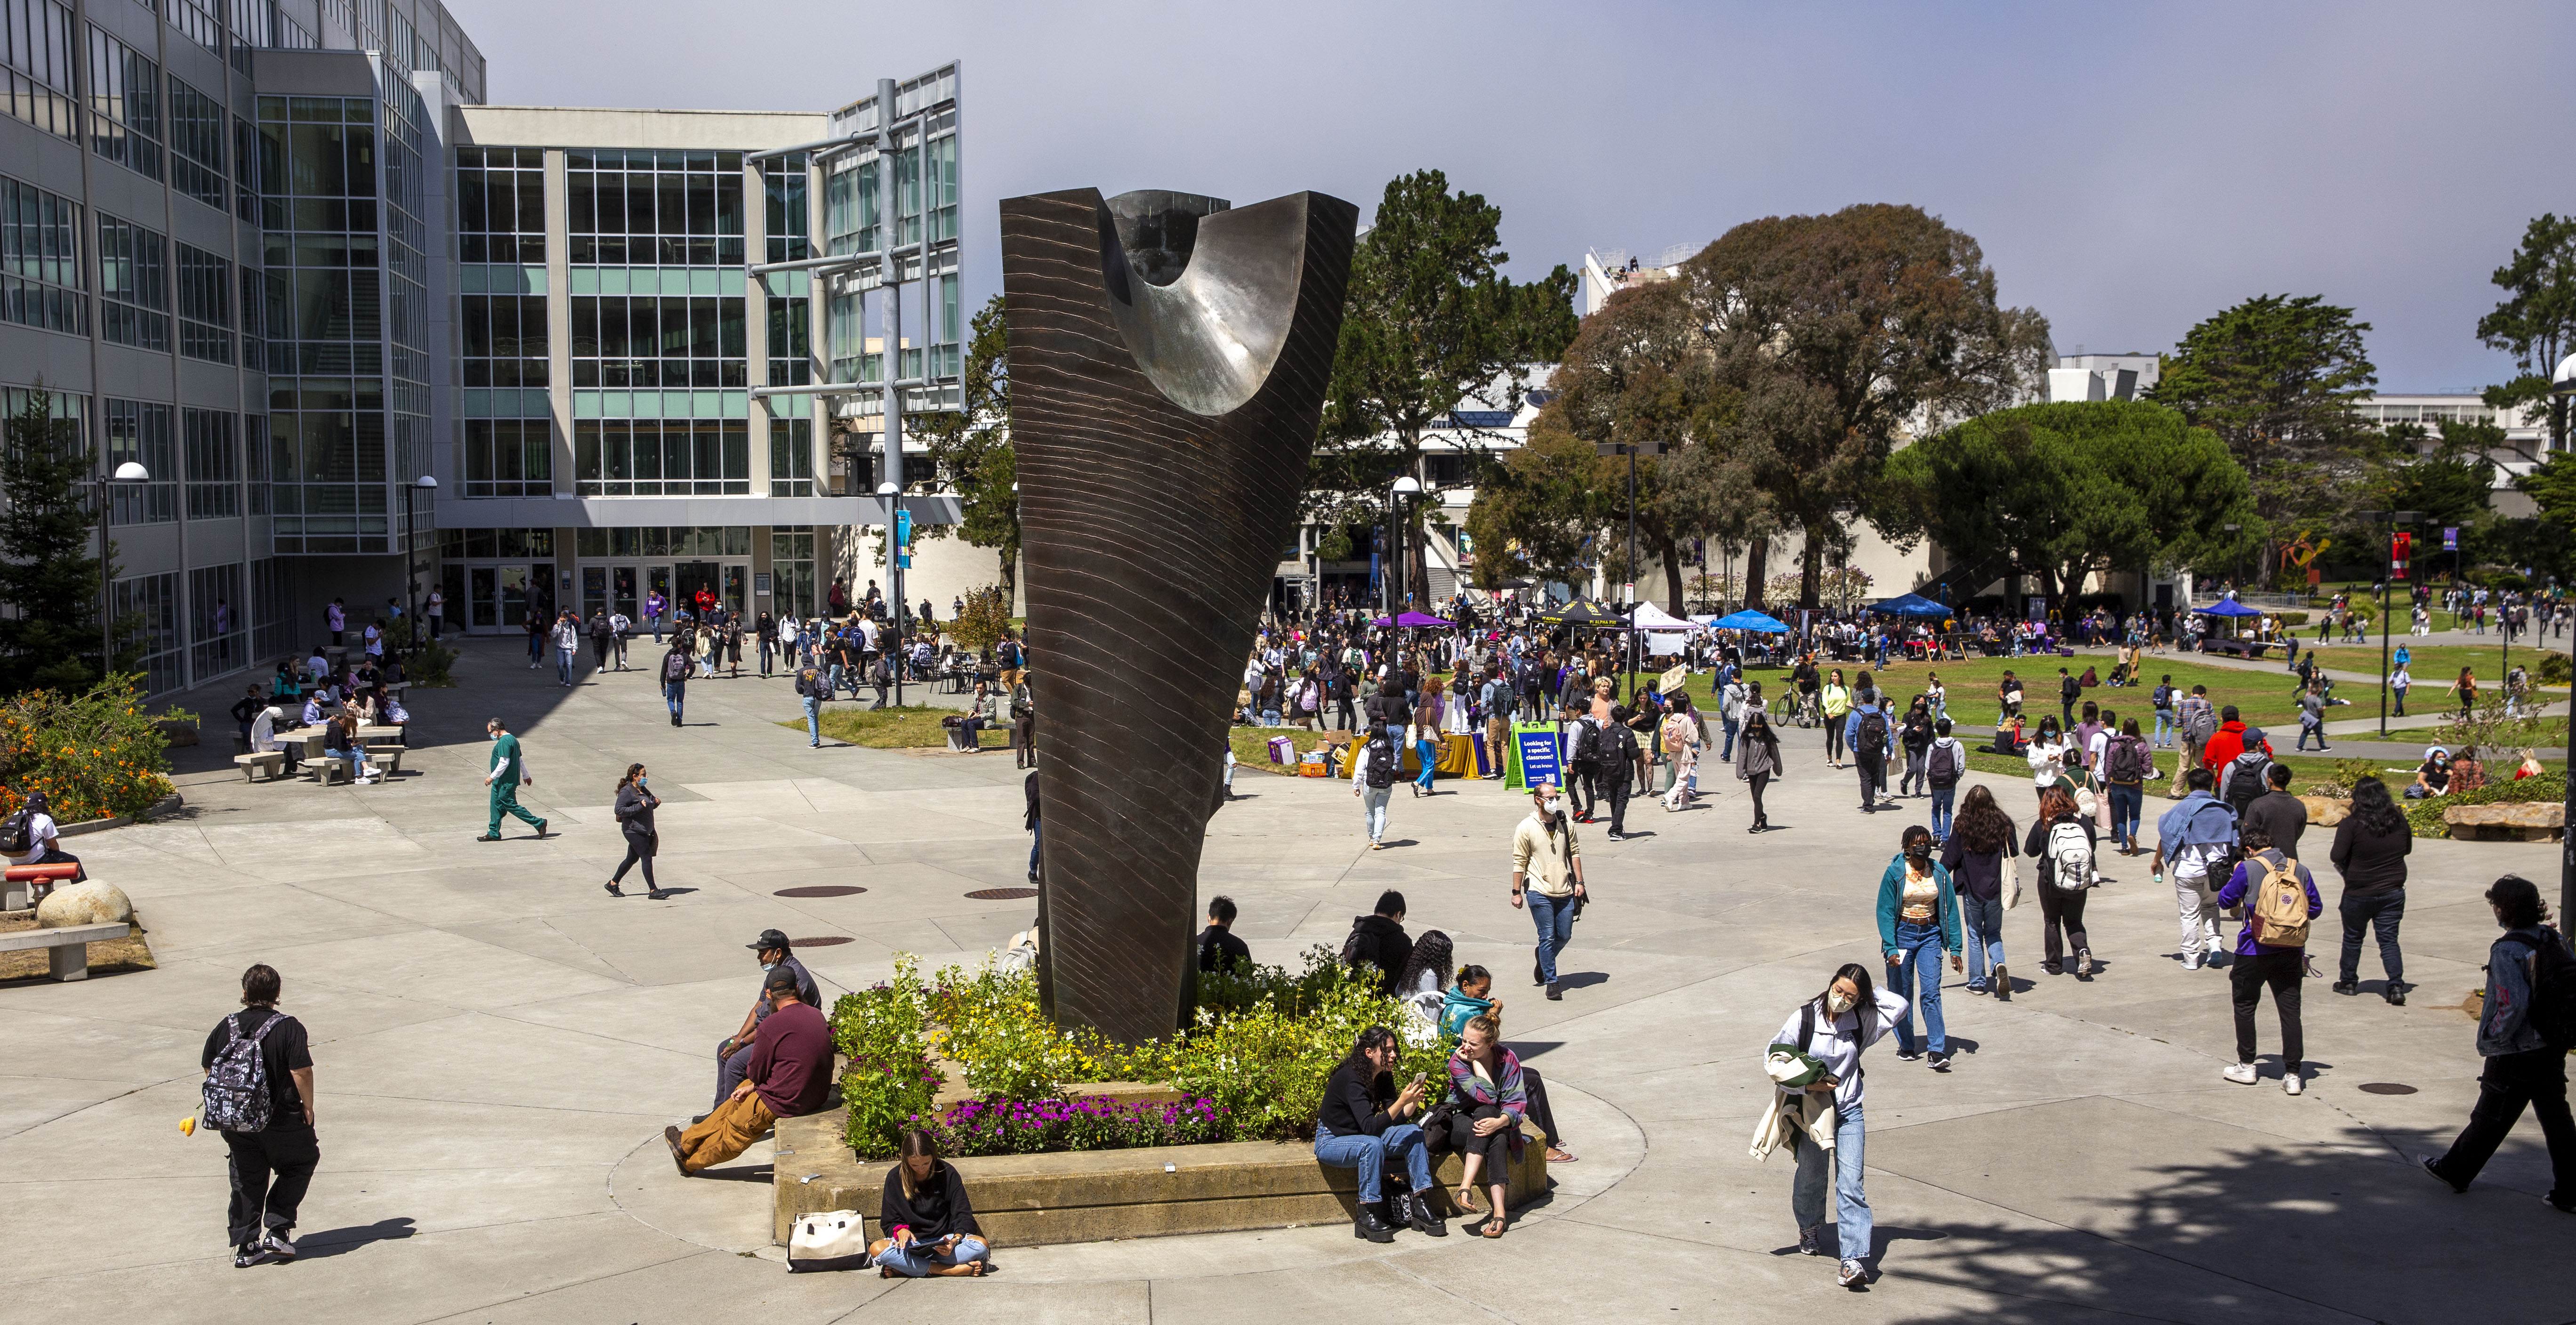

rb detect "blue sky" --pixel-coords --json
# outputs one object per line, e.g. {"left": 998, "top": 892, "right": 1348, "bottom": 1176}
{"left": 450, "top": 0, "right": 2573, "bottom": 393}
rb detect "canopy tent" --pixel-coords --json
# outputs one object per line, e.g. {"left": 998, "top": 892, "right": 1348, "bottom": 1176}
{"left": 1870, "top": 592, "right": 1951, "bottom": 617}
{"left": 1539, "top": 599, "right": 1623, "bottom": 626}
{"left": 1627, "top": 603, "right": 1695, "bottom": 631}
{"left": 1626, "top": 601, "right": 1695, "bottom": 657}
{"left": 1710, "top": 609, "right": 1791, "bottom": 633}
{"left": 1370, "top": 611, "right": 1456, "bottom": 628}
{"left": 2194, "top": 599, "right": 2263, "bottom": 618}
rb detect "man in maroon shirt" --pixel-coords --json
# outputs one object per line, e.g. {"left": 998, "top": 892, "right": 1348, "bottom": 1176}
{"left": 666, "top": 966, "right": 832, "bottom": 1175}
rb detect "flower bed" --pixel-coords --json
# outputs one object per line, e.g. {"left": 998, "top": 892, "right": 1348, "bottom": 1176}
{"left": 830, "top": 949, "right": 1446, "bottom": 1159}
{"left": 0, "top": 675, "right": 185, "bottom": 823}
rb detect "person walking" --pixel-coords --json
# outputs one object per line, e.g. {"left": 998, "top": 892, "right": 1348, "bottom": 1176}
{"left": 524, "top": 610, "right": 546, "bottom": 669}
{"left": 1896, "top": 697, "right": 1933, "bottom": 799}
{"left": 2215, "top": 824, "right": 2323, "bottom": 1092}
{"left": 1924, "top": 718, "right": 1965, "bottom": 844}
{"left": 1764, "top": 962, "right": 1908, "bottom": 1288}
{"left": 2171, "top": 685, "right": 2216, "bottom": 796}
{"left": 660, "top": 642, "right": 691, "bottom": 727}
{"left": 606, "top": 763, "right": 663, "bottom": 899}
{"left": 2026, "top": 785, "right": 2097, "bottom": 979}
{"left": 1847, "top": 683, "right": 1892, "bottom": 811}
{"left": 2101, "top": 718, "right": 2154, "bottom": 854}
{"left": 1941, "top": 784, "right": 2018, "bottom": 999}
{"left": 588, "top": 608, "right": 614, "bottom": 674}
{"left": 547, "top": 611, "right": 578, "bottom": 687}
{"left": 2419, "top": 874, "right": 2576, "bottom": 1209}
{"left": 2151, "top": 768, "right": 2238, "bottom": 971}
{"left": 1594, "top": 704, "right": 1643, "bottom": 840}
{"left": 1353, "top": 725, "right": 1400, "bottom": 850}
{"left": 1510, "top": 784, "right": 1586, "bottom": 1001}
{"left": 1877, "top": 824, "right": 1963, "bottom": 1069}
{"left": 326, "top": 598, "right": 345, "bottom": 646}
{"left": 1719, "top": 671, "right": 1748, "bottom": 763}
{"left": 794, "top": 658, "right": 827, "bottom": 747}
{"left": 476, "top": 718, "right": 547, "bottom": 841}
{"left": 1820, "top": 669, "right": 1852, "bottom": 767}
{"left": 2392, "top": 662, "right": 2412, "bottom": 717}
{"left": 426, "top": 586, "right": 444, "bottom": 641}
{"left": 2150, "top": 674, "right": 2177, "bottom": 749}
{"left": 1660, "top": 693, "right": 1703, "bottom": 812}
{"left": 202, "top": 963, "right": 317, "bottom": 1268}
{"left": 2329, "top": 776, "right": 2412, "bottom": 1003}
{"left": 1737, "top": 709, "right": 1781, "bottom": 832}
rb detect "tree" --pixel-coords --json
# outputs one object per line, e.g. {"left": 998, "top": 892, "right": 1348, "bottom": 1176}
{"left": 2145, "top": 294, "right": 2377, "bottom": 568}
{"left": 2477, "top": 214, "right": 2576, "bottom": 452}
{"left": 1318, "top": 170, "right": 1577, "bottom": 600}
{"left": 2358, "top": 420, "right": 2496, "bottom": 534}
{"left": 0, "top": 388, "right": 114, "bottom": 693}
{"left": 911, "top": 295, "right": 1020, "bottom": 600}
{"left": 1461, "top": 404, "right": 1604, "bottom": 593}
{"left": 1682, "top": 204, "right": 2052, "bottom": 607}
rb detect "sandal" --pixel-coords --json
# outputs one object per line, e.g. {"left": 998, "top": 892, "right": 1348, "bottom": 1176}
{"left": 1455, "top": 1185, "right": 1483, "bottom": 1214}
{"left": 1546, "top": 1146, "right": 1577, "bottom": 1163}
{"left": 1480, "top": 1219, "right": 1505, "bottom": 1238}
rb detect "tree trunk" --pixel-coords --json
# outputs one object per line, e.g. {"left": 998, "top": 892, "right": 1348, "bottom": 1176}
{"left": 1745, "top": 537, "right": 1770, "bottom": 613}
{"left": 1661, "top": 535, "right": 1688, "bottom": 615}
{"left": 1800, "top": 521, "right": 1828, "bottom": 608}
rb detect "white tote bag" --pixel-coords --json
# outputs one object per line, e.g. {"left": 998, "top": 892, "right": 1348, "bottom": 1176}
{"left": 786, "top": 1208, "right": 873, "bottom": 1273}
{"left": 2001, "top": 850, "right": 2023, "bottom": 911}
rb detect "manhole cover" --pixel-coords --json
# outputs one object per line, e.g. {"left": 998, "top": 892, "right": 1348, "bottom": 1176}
{"left": 789, "top": 936, "right": 855, "bottom": 947}
{"left": 2358, "top": 1083, "right": 2418, "bottom": 1095}
{"left": 774, "top": 885, "right": 868, "bottom": 898}
{"left": 964, "top": 887, "right": 1039, "bottom": 900}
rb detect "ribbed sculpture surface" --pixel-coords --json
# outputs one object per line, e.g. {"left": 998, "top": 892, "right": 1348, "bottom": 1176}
{"left": 1002, "top": 186, "right": 1358, "bottom": 1044}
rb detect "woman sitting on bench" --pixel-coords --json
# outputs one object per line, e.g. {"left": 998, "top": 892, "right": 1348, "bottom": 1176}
{"left": 323, "top": 714, "right": 379, "bottom": 784}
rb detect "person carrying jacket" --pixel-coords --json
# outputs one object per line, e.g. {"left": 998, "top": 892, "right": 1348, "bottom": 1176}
{"left": 2151, "top": 767, "right": 2238, "bottom": 970}
{"left": 1875, "top": 825, "right": 1964, "bottom": 1069}
{"left": 1763, "top": 963, "right": 1910, "bottom": 1287}
{"left": 2420, "top": 874, "right": 2576, "bottom": 1209}
{"left": 2215, "top": 824, "right": 2325, "bottom": 1095}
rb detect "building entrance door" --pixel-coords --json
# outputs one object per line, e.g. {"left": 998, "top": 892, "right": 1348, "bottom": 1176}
{"left": 674, "top": 561, "right": 721, "bottom": 620}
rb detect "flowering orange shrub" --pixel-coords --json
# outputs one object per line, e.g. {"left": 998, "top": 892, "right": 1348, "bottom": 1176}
{"left": 0, "top": 674, "right": 185, "bottom": 823}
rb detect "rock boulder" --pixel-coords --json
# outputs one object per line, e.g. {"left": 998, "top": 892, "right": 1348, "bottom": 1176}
{"left": 2445, "top": 802, "right": 2565, "bottom": 842}
{"left": 34, "top": 880, "right": 134, "bottom": 927}
{"left": 153, "top": 719, "right": 198, "bottom": 747}
{"left": 2299, "top": 796, "right": 2350, "bottom": 827}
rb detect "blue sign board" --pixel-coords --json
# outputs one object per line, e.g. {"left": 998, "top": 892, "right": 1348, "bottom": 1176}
{"left": 1512, "top": 723, "right": 1562, "bottom": 792}
{"left": 2443, "top": 526, "right": 2458, "bottom": 551}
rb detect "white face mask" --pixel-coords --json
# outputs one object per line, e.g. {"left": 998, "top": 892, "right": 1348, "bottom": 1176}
{"left": 1542, "top": 798, "right": 1564, "bottom": 817}
{"left": 1827, "top": 991, "right": 1856, "bottom": 1015}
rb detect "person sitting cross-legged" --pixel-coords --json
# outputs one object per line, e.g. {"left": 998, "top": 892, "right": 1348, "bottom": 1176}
{"left": 665, "top": 965, "right": 831, "bottom": 1175}
{"left": 870, "top": 1129, "right": 992, "bottom": 1277}
{"left": 1314, "top": 1025, "right": 1444, "bottom": 1242}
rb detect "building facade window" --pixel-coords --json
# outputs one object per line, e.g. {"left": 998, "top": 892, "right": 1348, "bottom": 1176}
{"left": 237, "top": 264, "right": 264, "bottom": 370}
{"left": 573, "top": 418, "right": 749, "bottom": 496}
{"left": 570, "top": 526, "right": 749, "bottom": 558}
{"left": 827, "top": 292, "right": 874, "bottom": 384}
{"left": 169, "top": 0, "right": 222, "bottom": 55}
{"left": 251, "top": 556, "right": 294, "bottom": 658}
{"left": 87, "top": 26, "right": 163, "bottom": 182}
{"left": 763, "top": 152, "right": 809, "bottom": 265}
{"left": 456, "top": 145, "right": 542, "bottom": 264}
{"left": 231, "top": 113, "right": 259, "bottom": 222}
{"left": 168, "top": 76, "right": 229, "bottom": 212}
{"left": 113, "top": 570, "right": 182, "bottom": 695}
{"left": 925, "top": 133, "right": 957, "bottom": 244}
{"left": 771, "top": 525, "right": 815, "bottom": 622}
{"left": 266, "top": 376, "right": 387, "bottom": 553}
{"left": 769, "top": 418, "right": 813, "bottom": 496}
{"left": 460, "top": 292, "right": 545, "bottom": 386}
{"left": 177, "top": 242, "right": 233, "bottom": 363}
{"left": 823, "top": 154, "right": 877, "bottom": 257}
{"left": 257, "top": 97, "right": 380, "bottom": 376}
{"left": 245, "top": 411, "right": 270, "bottom": 513}
{"left": 98, "top": 213, "right": 170, "bottom": 351}
{"left": 766, "top": 282, "right": 809, "bottom": 385}
{"left": 184, "top": 407, "right": 239, "bottom": 518}
{"left": 569, "top": 294, "right": 745, "bottom": 388}
{"left": 104, "top": 398, "right": 176, "bottom": 525}
{"left": 462, "top": 418, "right": 549, "bottom": 496}
{"left": 440, "top": 527, "right": 557, "bottom": 559}
{"left": 1, "top": 0, "right": 78, "bottom": 140}
{"left": 0, "top": 171, "right": 84, "bottom": 335}
{"left": 565, "top": 149, "right": 743, "bottom": 267}
{"left": 188, "top": 560, "right": 245, "bottom": 680}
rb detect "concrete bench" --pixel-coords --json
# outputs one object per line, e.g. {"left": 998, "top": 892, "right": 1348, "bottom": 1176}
{"left": 0, "top": 921, "right": 130, "bottom": 981}
{"left": 234, "top": 751, "right": 289, "bottom": 782}
{"left": 317, "top": 748, "right": 403, "bottom": 785}
{"left": 945, "top": 725, "right": 982, "bottom": 752}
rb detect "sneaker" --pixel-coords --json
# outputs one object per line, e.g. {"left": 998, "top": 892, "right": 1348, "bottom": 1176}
{"left": 1605, "top": 831, "right": 1625, "bottom": 841}
{"left": 475, "top": 833, "right": 502, "bottom": 842}
{"left": 2333, "top": 979, "right": 2358, "bottom": 996}
{"left": 2222, "top": 1062, "right": 2259, "bottom": 1086}
{"left": 1797, "top": 1224, "right": 1827, "bottom": 1256}
{"left": 2283, "top": 1072, "right": 2302, "bottom": 1096}
{"left": 2419, "top": 1155, "right": 2467, "bottom": 1194}
{"left": 1545, "top": 982, "right": 1563, "bottom": 1002}
{"left": 2182, "top": 955, "right": 2204, "bottom": 971}
{"left": 262, "top": 1230, "right": 297, "bottom": 1261}
{"left": 233, "top": 1243, "right": 273, "bottom": 1268}
{"left": 1929, "top": 1052, "right": 1952, "bottom": 1071}
{"left": 2387, "top": 984, "right": 2408, "bottom": 1006}
{"left": 533, "top": 819, "right": 549, "bottom": 836}
{"left": 1837, "top": 1258, "right": 1866, "bottom": 1287}
{"left": 2076, "top": 950, "right": 2095, "bottom": 978}
{"left": 1895, "top": 1049, "right": 1922, "bottom": 1062}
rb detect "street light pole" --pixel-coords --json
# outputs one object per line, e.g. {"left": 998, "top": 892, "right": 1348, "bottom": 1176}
{"left": 89, "top": 460, "right": 150, "bottom": 677}
{"left": 880, "top": 481, "right": 905, "bottom": 708}
{"left": 2357, "top": 509, "right": 2419, "bottom": 738}
{"left": 2549, "top": 352, "right": 2576, "bottom": 939}
{"left": 1596, "top": 440, "right": 1666, "bottom": 697}
{"left": 1389, "top": 476, "right": 1422, "bottom": 619}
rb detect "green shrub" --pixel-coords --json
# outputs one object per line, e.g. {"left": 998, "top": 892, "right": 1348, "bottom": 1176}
{"left": 2405, "top": 771, "right": 2565, "bottom": 838}
{"left": 0, "top": 673, "right": 185, "bottom": 821}
{"left": 407, "top": 640, "right": 458, "bottom": 688}
{"left": 2543, "top": 652, "right": 2573, "bottom": 686}
{"left": 832, "top": 954, "right": 940, "bottom": 1157}
{"left": 2277, "top": 611, "right": 2310, "bottom": 626}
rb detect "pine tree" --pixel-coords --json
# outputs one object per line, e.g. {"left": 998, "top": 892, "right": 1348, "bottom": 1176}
{"left": 0, "top": 388, "right": 114, "bottom": 693}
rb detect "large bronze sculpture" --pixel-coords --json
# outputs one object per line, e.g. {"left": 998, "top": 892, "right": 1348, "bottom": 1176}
{"left": 1002, "top": 186, "right": 1358, "bottom": 1044}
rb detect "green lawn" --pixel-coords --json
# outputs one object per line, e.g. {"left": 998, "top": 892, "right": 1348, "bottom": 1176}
{"left": 795, "top": 704, "right": 956, "bottom": 748}
{"left": 1809, "top": 654, "right": 2323, "bottom": 733}
{"left": 1951, "top": 746, "right": 2564, "bottom": 795}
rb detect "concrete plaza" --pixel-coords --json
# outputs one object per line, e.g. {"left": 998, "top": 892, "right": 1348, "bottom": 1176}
{"left": 2, "top": 636, "right": 2569, "bottom": 1323}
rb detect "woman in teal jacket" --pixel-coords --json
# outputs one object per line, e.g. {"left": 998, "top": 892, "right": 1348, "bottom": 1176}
{"left": 1877, "top": 824, "right": 1965, "bottom": 1070}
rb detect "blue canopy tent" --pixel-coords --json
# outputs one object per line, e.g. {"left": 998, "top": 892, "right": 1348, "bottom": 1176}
{"left": 1710, "top": 609, "right": 1790, "bottom": 633}
{"left": 1870, "top": 593, "right": 1951, "bottom": 617}
{"left": 2195, "top": 599, "right": 2263, "bottom": 618}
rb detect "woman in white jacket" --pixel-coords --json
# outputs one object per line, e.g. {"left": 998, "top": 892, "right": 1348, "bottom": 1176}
{"left": 1763, "top": 961, "right": 1908, "bottom": 1288}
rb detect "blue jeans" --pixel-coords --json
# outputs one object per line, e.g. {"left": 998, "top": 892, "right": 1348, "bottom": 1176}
{"left": 2153, "top": 708, "right": 2174, "bottom": 747}
{"left": 556, "top": 648, "right": 576, "bottom": 685}
{"left": 1721, "top": 718, "right": 1739, "bottom": 761}
{"left": 651, "top": 613, "right": 664, "bottom": 643}
{"left": 1313, "top": 1122, "right": 1431, "bottom": 1204}
{"left": 1029, "top": 822, "right": 1040, "bottom": 876}
{"left": 1360, "top": 785, "right": 1391, "bottom": 842}
{"left": 1529, "top": 890, "right": 1576, "bottom": 984}
{"left": 1930, "top": 785, "right": 1956, "bottom": 843}
{"left": 2107, "top": 783, "right": 2143, "bottom": 847}
{"left": 1961, "top": 892, "right": 2004, "bottom": 991}
{"left": 872, "top": 1234, "right": 989, "bottom": 1277}
{"left": 1890, "top": 920, "right": 1947, "bottom": 1056}
{"left": 803, "top": 696, "right": 821, "bottom": 744}
{"left": 1415, "top": 739, "right": 1437, "bottom": 790}
{"left": 664, "top": 682, "right": 685, "bottom": 722}
{"left": 1792, "top": 1101, "right": 1870, "bottom": 1262}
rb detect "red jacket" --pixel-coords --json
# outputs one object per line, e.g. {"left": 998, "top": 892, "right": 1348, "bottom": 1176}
{"left": 2201, "top": 720, "right": 2269, "bottom": 771}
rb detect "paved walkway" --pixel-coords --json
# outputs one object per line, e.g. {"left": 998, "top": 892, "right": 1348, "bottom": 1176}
{"left": 3, "top": 637, "right": 2571, "bottom": 1323}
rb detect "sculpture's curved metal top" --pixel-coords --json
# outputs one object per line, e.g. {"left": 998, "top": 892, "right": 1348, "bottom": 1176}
{"left": 1096, "top": 190, "right": 1311, "bottom": 417}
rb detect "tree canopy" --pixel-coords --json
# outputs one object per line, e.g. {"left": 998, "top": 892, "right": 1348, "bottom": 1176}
{"left": 911, "top": 295, "right": 1019, "bottom": 597}
{"left": 2478, "top": 213, "right": 2576, "bottom": 452}
{"left": 0, "top": 389, "right": 115, "bottom": 693}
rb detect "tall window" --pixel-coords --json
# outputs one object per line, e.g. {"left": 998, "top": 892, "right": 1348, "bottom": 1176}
{"left": 169, "top": 0, "right": 222, "bottom": 54}
{"left": 827, "top": 292, "right": 874, "bottom": 384}
{"left": 574, "top": 419, "right": 749, "bottom": 496}
{"left": 565, "top": 149, "right": 743, "bottom": 267}
{"left": 766, "top": 285, "right": 809, "bottom": 385}
{"left": 925, "top": 135, "right": 958, "bottom": 245}
{"left": 570, "top": 295, "right": 746, "bottom": 388}
{"left": 245, "top": 412, "right": 270, "bottom": 513}
{"left": 456, "top": 145, "right": 543, "bottom": 264}
{"left": 763, "top": 153, "right": 809, "bottom": 264}
{"left": 103, "top": 399, "right": 177, "bottom": 525}
{"left": 251, "top": 557, "right": 294, "bottom": 658}
{"left": 769, "top": 418, "right": 813, "bottom": 496}
{"left": 0, "top": 171, "right": 83, "bottom": 335}
{"left": 460, "top": 293, "right": 546, "bottom": 387}
{"left": 1, "top": 0, "right": 77, "bottom": 140}
{"left": 892, "top": 142, "right": 920, "bottom": 248}
{"left": 88, "top": 26, "right": 162, "bottom": 181}
{"left": 823, "top": 155, "right": 878, "bottom": 256}
{"left": 934, "top": 272, "right": 960, "bottom": 379}
{"left": 98, "top": 213, "right": 170, "bottom": 352}
{"left": 168, "top": 77, "right": 229, "bottom": 211}
{"left": 237, "top": 265, "right": 264, "bottom": 370}
{"left": 113, "top": 571, "right": 182, "bottom": 695}
{"left": 231, "top": 114, "right": 258, "bottom": 221}
{"left": 772, "top": 526, "right": 815, "bottom": 620}
{"left": 177, "top": 242, "right": 233, "bottom": 363}
{"left": 184, "top": 407, "right": 239, "bottom": 518}
{"left": 189, "top": 561, "right": 246, "bottom": 679}
{"left": 463, "top": 419, "right": 550, "bottom": 497}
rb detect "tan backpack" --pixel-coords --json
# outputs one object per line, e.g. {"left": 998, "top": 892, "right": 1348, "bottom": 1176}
{"left": 2249, "top": 853, "right": 2311, "bottom": 947}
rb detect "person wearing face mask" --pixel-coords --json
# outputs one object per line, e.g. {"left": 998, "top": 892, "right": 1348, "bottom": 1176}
{"left": 475, "top": 718, "right": 547, "bottom": 841}
{"left": 1510, "top": 784, "right": 1588, "bottom": 1001}
{"left": 606, "top": 764, "right": 663, "bottom": 899}
{"left": 1762, "top": 962, "right": 1909, "bottom": 1288}
{"left": 1876, "top": 825, "right": 1964, "bottom": 1069}
{"left": 709, "top": 930, "right": 821, "bottom": 1115}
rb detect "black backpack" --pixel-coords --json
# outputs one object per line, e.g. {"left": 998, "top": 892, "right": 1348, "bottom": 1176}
{"left": 2222, "top": 754, "right": 2269, "bottom": 815}
{"left": 1363, "top": 735, "right": 1397, "bottom": 788}
{"left": 1927, "top": 741, "right": 1962, "bottom": 788}
{"left": 0, "top": 808, "right": 33, "bottom": 856}
{"left": 201, "top": 1011, "right": 280, "bottom": 1133}
{"left": 2107, "top": 736, "right": 2150, "bottom": 784}
{"left": 2512, "top": 928, "right": 2576, "bottom": 1051}
{"left": 1856, "top": 710, "right": 1888, "bottom": 757}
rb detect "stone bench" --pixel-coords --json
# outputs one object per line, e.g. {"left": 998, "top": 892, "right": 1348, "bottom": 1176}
{"left": 234, "top": 752, "right": 290, "bottom": 782}
{"left": 0, "top": 921, "right": 130, "bottom": 981}
{"left": 773, "top": 1108, "right": 1547, "bottom": 1247}
{"left": 2445, "top": 802, "right": 2565, "bottom": 842}
{"left": 317, "top": 749, "right": 404, "bottom": 785}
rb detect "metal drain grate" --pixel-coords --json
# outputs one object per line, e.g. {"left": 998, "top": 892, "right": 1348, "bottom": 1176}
{"left": 789, "top": 936, "right": 856, "bottom": 947}
{"left": 774, "top": 886, "right": 868, "bottom": 898}
{"left": 964, "top": 887, "right": 1039, "bottom": 900}
{"left": 2358, "top": 1083, "right": 2417, "bottom": 1095}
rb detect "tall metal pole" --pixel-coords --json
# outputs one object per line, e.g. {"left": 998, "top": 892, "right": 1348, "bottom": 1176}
{"left": 1626, "top": 446, "right": 1639, "bottom": 697}
{"left": 95, "top": 479, "right": 110, "bottom": 677}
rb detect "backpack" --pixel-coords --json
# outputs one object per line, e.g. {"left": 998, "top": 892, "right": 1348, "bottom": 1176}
{"left": 1856, "top": 710, "right": 1888, "bottom": 757}
{"left": 2046, "top": 819, "right": 2095, "bottom": 890}
{"left": 2247, "top": 854, "right": 2311, "bottom": 947}
{"left": 2152, "top": 683, "right": 2174, "bottom": 709}
{"left": 201, "top": 1011, "right": 281, "bottom": 1133}
{"left": 999, "top": 641, "right": 1022, "bottom": 668}
{"left": 2107, "top": 736, "right": 2149, "bottom": 784}
{"left": 795, "top": 668, "right": 821, "bottom": 698}
{"left": 663, "top": 652, "right": 691, "bottom": 683}
{"left": 2510, "top": 927, "right": 2576, "bottom": 1051}
{"left": 2222, "top": 754, "right": 2269, "bottom": 815}
{"left": 1363, "top": 735, "right": 1397, "bottom": 789}
{"left": 1570, "top": 719, "right": 1600, "bottom": 765}
{"left": 1661, "top": 714, "right": 1692, "bottom": 754}
{"left": 1927, "top": 741, "right": 1962, "bottom": 788}
{"left": 0, "top": 808, "right": 33, "bottom": 856}
{"left": 2184, "top": 703, "right": 2220, "bottom": 745}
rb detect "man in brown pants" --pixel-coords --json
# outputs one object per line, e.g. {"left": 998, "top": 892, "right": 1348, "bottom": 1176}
{"left": 667, "top": 966, "right": 832, "bottom": 1175}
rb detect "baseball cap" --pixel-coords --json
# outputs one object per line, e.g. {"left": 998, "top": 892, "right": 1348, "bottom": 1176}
{"left": 748, "top": 928, "right": 791, "bottom": 951}
{"left": 2240, "top": 727, "right": 2267, "bottom": 748}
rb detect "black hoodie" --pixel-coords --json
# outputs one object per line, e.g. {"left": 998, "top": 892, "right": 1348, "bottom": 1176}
{"left": 1345, "top": 914, "right": 1412, "bottom": 996}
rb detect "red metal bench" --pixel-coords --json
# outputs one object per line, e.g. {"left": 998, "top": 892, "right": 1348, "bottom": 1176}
{"left": 3, "top": 862, "right": 81, "bottom": 911}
